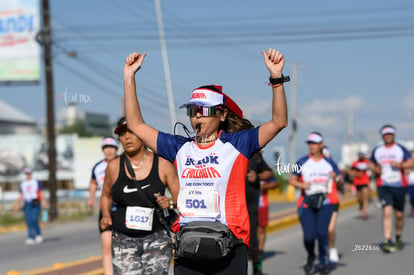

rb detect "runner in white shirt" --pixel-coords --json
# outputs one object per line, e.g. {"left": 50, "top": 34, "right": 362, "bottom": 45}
{"left": 123, "top": 48, "right": 288, "bottom": 275}
{"left": 369, "top": 125, "right": 412, "bottom": 253}
{"left": 14, "top": 167, "right": 47, "bottom": 245}
{"left": 88, "top": 136, "right": 118, "bottom": 275}
{"left": 289, "top": 133, "right": 340, "bottom": 275}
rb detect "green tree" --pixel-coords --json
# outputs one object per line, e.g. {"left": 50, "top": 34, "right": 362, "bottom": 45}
{"left": 59, "top": 119, "right": 92, "bottom": 137}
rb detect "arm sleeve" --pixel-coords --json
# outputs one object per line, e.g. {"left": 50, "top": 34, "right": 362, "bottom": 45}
{"left": 37, "top": 181, "right": 44, "bottom": 191}
{"left": 221, "top": 127, "right": 260, "bottom": 159}
{"left": 157, "top": 131, "right": 184, "bottom": 163}
{"left": 401, "top": 145, "right": 411, "bottom": 161}
{"left": 329, "top": 159, "right": 340, "bottom": 175}
{"left": 292, "top": 156, "right": 307, "bottom": 177}
{"left": 91, "top": 162, "right": 98, "bottom": 180}
{"left": 370, "top": 148, "right": 378, "bottom": 164}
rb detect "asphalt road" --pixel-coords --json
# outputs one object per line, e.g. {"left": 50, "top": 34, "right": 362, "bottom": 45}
{"left": 257, "top": 202, "right": 414, "bottom": 275}
{"left": 2, "top": 199, "right": 414, "bottom": 275}
{"left": 0, "top": 216, "right": 101, "bottom": 274}
{"left": 0, "top": 202, "right": 297, "bottom": 275}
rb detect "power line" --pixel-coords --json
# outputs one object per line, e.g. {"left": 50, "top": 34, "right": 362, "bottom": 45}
{"left": 104, "top": 0, "right": 155, "bottom": 24}
{"left": 50, "top": 18, "right": 171, "bottom": 108}
{"left": 55, "top": 57, "right": 170, "bottom": 119}
{"left": 54, "top": 59, "right": 120, "bottom": 98}
{"left": 55, "top": 53, "right": 169, "bottom": 108}
{"left": 51, "top": 13, "right": 185, "bottom": 100}
{"left": 49, "top": 4, "right": 414, "bottom": 33}
{"left": 52, "top": 23, "right": 414, "bottom": 40}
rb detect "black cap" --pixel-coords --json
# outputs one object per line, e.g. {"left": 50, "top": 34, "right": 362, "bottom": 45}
{"left": 114, "top": 117, "right": 127, "bottom": 134}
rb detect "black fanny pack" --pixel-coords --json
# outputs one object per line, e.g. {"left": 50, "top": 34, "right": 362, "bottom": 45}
{"left": 31, "top": 198, "right": 40, "bottom": 206}
{"left": 305, "top": 193, "right": 326, "bottom": 210}
{"left": 175, "top": 221, "right": 235, "bottom": 260}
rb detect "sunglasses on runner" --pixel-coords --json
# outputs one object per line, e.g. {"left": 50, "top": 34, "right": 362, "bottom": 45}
{"left": 186, "top": 105, "right": 224, "bottom": 117}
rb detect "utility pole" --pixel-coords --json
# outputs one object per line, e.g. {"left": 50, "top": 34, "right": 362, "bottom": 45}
{"left": 288, "top": 63, "right": 298, "bottom": 165}
{"left": 154, "top": 0, "right": 176, "bottom": 131}
{"left": 286, "top": 63, "right": 300, "bottom": 202}
{"left": 347, "top": 109, "right": 354, "bottom": 143}
{"left": 39, "top": 0, "right": 58, "bottom": 221}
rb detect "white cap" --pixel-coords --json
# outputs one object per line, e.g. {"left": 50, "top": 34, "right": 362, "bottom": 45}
{"left": 24, "top": 167, "right": 32, "bottom": 174}
{"left": 306, "top": 133, "right": 323, "bottom": 143}
{"left": 101, "top": 137, "right": 118, "bottom": 149}
{"left": 380, "top": 126, "right": 395, "bottom": 136}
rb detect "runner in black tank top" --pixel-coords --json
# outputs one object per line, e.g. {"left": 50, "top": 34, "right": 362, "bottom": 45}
{"left": 100, "top": 117, "right": 179, "bottom": 275}
{"left": 111, "top": 153, "right": 165, "bottom": 236}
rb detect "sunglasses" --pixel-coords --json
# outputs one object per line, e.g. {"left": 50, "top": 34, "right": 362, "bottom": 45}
{"left": 186, "top": 105, "right": 223, "bottom": 117}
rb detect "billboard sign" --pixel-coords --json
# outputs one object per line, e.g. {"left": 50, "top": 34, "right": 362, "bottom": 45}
{"left": 0, "top": 0, "right": 41, "bottom": 83}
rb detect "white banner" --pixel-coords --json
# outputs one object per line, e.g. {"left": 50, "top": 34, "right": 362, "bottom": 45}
{"left": 73, "top": 137, "right": 105, "bottom": 190}
{"left": 0, "top": 0, "right": 41, "bottom": 82}
{"left": 0, "top": 134, "right": 121, "bottom": 190}
{"left": 0, "top": 134, "right": 76, "bottom": 182}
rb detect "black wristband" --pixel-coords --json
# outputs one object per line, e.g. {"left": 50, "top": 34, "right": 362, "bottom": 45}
{"left": 269, "top": 75, "right": 290, "bottom": 85}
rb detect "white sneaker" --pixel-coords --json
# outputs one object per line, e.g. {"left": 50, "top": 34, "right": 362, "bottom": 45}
{"left": 35, "top": 235, "right": 43, "bottom": 243}
{"left": 25, "top": 238, "right": 36, "bottom": 245}
{"left": 329, "top": 248, "right": 339, "bottom": 263}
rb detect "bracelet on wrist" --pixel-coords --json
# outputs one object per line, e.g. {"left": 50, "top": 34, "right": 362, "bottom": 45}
{"left": 267, "top": 83, "right": 283, "bottom": 88}
{"left": 269, "top": 74, "right": 290, "bottom": 85}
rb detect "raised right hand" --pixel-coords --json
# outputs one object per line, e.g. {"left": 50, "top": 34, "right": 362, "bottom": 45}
{"left": 123, "top": 52, "right": 147, "bottom": 79}
{"left": 261, "top": 48, "right": 285, "bottom": 78}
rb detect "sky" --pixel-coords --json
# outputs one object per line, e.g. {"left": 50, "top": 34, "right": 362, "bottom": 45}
{"left": 1, "top": 0, "right": 414, "bottom": 166}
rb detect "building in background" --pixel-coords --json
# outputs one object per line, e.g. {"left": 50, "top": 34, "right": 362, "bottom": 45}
{"left": 58, "top": 105, "right": 111, "bottom": 136}
{"left": 340, "top": 142, "right": 370, "bottom": 169}
{"left": 0, "top": 100, "right": 39, "bottom": 135}
{"left": 0, "top": 102, "right": 115, "bottom": 192}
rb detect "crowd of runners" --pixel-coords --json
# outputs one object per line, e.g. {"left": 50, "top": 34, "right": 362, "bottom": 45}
{"left": 288, "top": 125, "right": 414, "bottom": 274}
{"left": 13, "top": 47, "right": 414, "bottom": 275}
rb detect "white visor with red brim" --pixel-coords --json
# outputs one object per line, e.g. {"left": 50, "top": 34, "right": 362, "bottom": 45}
{"left": 179, "top": 88, "right": 224, "bottom": 108}
{"left": 306, "top": 133, "right": 323, "bottom": 143}
{"left": 179, "top": 85, "right": 243, "bottom": 118}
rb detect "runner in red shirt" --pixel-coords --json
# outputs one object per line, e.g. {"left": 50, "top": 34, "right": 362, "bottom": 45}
{"left": 350, "top": 152, "right": 370, "bottom": 219}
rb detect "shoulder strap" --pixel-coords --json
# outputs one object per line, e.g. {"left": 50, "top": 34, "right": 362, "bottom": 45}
{"left": 123, "top": 154, "right": 136, "bottom": 180}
